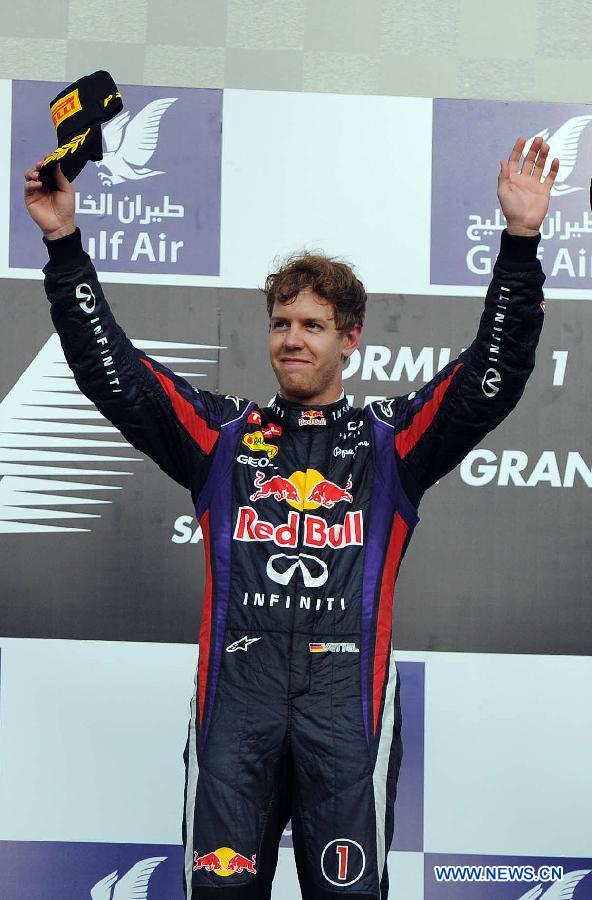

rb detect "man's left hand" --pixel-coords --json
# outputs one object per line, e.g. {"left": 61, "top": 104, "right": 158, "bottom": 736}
{"left": 498, "top": 136, "right": 559, "bottom": 237}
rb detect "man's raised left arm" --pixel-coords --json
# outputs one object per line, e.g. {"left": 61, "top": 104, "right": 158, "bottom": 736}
{"left": 375, "top": 135, "right": 559, "bottom": 498}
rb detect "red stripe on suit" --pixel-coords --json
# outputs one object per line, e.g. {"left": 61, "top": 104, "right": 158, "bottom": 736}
{"left": 395, "top": 363, "right": 463, "bottom": 460}
{"left": 373, "top": 512, "right": 409, "bottom": 735}
{"left": 140, "top": 357, "right": 218, "bottom": 454}
{"left": 198, "top": 511, "right": 213, "bottom": 726}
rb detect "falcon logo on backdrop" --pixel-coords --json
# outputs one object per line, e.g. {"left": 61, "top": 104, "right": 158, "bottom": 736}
{"left": 96, "top": 99, "right": 177, "bottom": 187}
{"left": 10, "top": 80, "right": 223, "bottom": 275}
{"left": 524, "top": 118, "right": 592, "bottom": 198}
{"left": 432, "top": 102, "right": 592, "bottom": 288}
{"left": 0, "top": 333, "right": 222, "bottom": 534}
{"left": 90, "top": 856, "right": 166, "bottom": 899}
{"left": 517, "top": 869, "right": 591, "bottom": 898}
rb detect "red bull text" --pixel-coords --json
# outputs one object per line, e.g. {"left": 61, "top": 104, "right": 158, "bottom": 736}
{"left": 233, "top": 507, "right": 363, "bottom": 548}
{"left": 298, "top": 410, "right": 327, "bottom": 426}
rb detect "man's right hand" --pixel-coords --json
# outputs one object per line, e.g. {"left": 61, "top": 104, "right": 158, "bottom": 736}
{"left": 24, "top": 162, "right": 76, "bottom": 241}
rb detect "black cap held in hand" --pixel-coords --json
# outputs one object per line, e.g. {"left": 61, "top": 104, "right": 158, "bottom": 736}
{"left": 39, "top": 70, "right": 123, "bottom": 190}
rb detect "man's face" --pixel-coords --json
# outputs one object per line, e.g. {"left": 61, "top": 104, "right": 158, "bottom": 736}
{"left": 268, "top": 287, "right": 361, "bottom": 405}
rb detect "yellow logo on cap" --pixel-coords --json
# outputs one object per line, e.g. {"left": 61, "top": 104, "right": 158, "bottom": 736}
{"left": 40, "top": 128, "right": 91, "bottom": 167}
{"left": 50, "top": 88, "right": 82, "bottom": 129}
{"left": 103, "top": 91, "right": 122, "bottom": 107}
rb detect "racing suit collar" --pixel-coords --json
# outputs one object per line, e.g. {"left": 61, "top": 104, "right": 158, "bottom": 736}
{"left": 269, "top": 393, "right": 350, "bottom": 428}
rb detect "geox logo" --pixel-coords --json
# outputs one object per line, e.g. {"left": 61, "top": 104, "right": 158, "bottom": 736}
{"left": 0, "top": 333, "right": 222, "bottom": 534}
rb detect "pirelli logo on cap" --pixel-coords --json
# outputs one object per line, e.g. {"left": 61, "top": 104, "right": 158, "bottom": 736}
{"left": 50, "top": 89, "right": 82, "bottom": 128}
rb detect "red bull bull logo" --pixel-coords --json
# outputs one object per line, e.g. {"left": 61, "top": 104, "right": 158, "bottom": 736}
{"left": 249, "top": 469, "right": 353, "bottom": 512}
{"left": 250, "top": 473, "right": 300, "bottom": 503}
{"left": 307, "top": 476, "right": 353, "bottom": 508}
{"left": 194, "top": 847, "right": 257, "bottom": 877}
{"left": 227, "top": 853, "right": 257, "bottom": 874}
{"left": 193, "top": 851, "right": 222, "bottom": 872}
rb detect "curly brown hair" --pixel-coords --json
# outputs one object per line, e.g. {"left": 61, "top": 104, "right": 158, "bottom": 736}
{"left": 264, "top": 252, "right": 367, "bottom": 332}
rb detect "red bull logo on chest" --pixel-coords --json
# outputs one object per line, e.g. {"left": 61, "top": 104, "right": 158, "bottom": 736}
{"left": 249, "top": 469, "right": 353, "bottom": 511}
{"left": 251, "top": 473, "right": 300, "bottom": 503}
{"left": 237, "top": 469, "right": 361, "bottom": 548}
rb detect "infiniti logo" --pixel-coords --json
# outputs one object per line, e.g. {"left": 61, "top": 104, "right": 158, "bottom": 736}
{"left": 266, "top": 553, "right": 328, "bottom": 587}
{"left": 76, "top": 282, "right": 96, "bottom": 314}
{"left": 482, "top": 367, "right": 501, "bottom": 397}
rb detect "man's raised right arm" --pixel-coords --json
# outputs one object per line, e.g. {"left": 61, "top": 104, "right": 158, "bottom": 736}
{"left": 24, "top": 162, "right": 222, "bottom": 494}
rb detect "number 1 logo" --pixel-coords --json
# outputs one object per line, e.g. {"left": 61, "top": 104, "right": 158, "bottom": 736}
{"left": 320, "top": 838, "right": 366, "bottom": 888}
{"left": 336, "top": 844, "right": 349, "bottom": 881}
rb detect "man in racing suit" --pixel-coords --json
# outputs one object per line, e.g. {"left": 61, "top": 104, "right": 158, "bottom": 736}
{"left": 24, "top": 136, "right": 557, "bottom": 900}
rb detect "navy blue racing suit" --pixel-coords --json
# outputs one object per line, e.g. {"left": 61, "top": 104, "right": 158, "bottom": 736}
{"left": 43, "top": 228, "right": 544, "bottom": 899}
